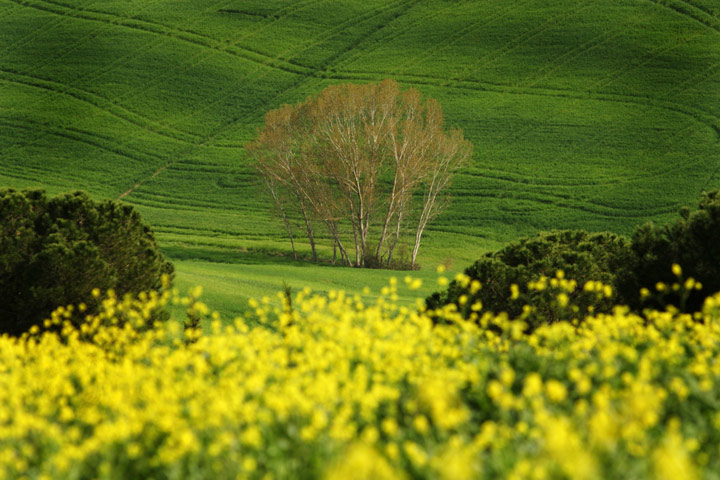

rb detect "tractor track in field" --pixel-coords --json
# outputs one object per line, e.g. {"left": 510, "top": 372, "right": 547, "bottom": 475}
{"left": 117, "top": 163, "right": 172, "bottom": 200}
{"left": 112, "top": 50, "right": 338, "bottom": 202}
{"left": 331, "top": 69, "right": 720, "bottom": 137}
{"left": 483, "top": 118, "right": 718, "bottom": 212}
{"left": 524, "top": 21, "right": 641, "bottom": 89}
{"left": 114, "top": 83, "right": 278, "bottom": 201}
{"left": 6, "top": 0, "right": 418, "bottom": 139}
{"left": 0, "top": 68, "right": 201, "bottom": 143}
{"left": 3, "top": 0, "right": 163, "bottom": 78}
{"left": 465, "top": 115, "right": 710, "bottom": 192}
{"left": 216, "top": 0, "right": 325, "bottom": 42}
{"left": 429, "top": 1, "right": 597, "bottom": 84}
{"left": 390, "top": 0, "right": 540, "bottom": 77}
{"left": 287, "top": 0, "right": 422, "bottom": 75}
{"left": 680, "top": 0, "right": 719, "bottom": 18}
{"left": 484, "top": 163, "right": 715, "bottom": 220}
{"left": 71, "top": 0, "right": 328, "bottom": 130}
{"left": 118, "top": 189, "right": 242, "bottom": 213}
{"left": 0, "top": 117, "right": 170, "bottom": 196}
{"left": 0, "top": 0, "right": 100, "bottom": 56}
{"left": 433, "top": 188, "right": 679, "bottom": 222}
{"left": 256, "top": 0, "right": 417, "bottom": 67}
{"left": 11, "top": 0, "right": 720, "bottom": 143}
{"left": 647, "top": 0, "right": 720, "bottom": 35}
{"left": 6, "top": 0, "right": 319, "bottom": 77}
{"left": 7, "top": 0, "right": 720, "bottom": 215}
{"left": 0, "top": 116, "right": 166, "bottom": 164}
{"left": 323, "top": 0, "right": 460, "bottom": 69}
{"left": 584, "top": 29, "right": 707, "bottom": 93}
{"left": 115, "top": 73, "right": 324, "bottom": 202}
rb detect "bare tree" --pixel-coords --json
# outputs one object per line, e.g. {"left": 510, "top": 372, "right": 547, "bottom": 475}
{"left": 247, "top": 105, "right": 319, "bottom": 262}
{"left": 245, "top": 79, "right": 471, "bottom": 268}
{"left": 412, "top": 126, "right": 472, "bottom": 267}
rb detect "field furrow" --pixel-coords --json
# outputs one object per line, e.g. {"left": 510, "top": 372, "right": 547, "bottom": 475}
{"left": 0, "top": 69, "right": 200, "bottom": 143}
{"left": 647, "top": 0, "right": 720, "bottom": 34}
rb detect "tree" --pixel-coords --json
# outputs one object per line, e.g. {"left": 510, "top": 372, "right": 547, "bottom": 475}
{"left": 0, "top": 188, "right": 174, "bottom": 336}
{"left": 246, "top": 79, "right": 472, "bottom": 268}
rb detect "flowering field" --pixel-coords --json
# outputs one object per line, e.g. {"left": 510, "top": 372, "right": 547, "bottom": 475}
{"left": 2, "top": 273, "right": 720, "bottom": 480}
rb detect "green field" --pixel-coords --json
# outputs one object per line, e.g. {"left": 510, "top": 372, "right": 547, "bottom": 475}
{"left": 2, "top": 0, "right": 720, "bottom": 316}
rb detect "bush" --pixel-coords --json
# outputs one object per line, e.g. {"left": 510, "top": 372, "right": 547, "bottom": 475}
{"left": 0, "top": 188, "right": 174, "bottom": 335}
{"left": 427, "top": 190, "right": 720, "bottom": 327}
{"left": 626, "top": 190, "right": 720, "bottom": 313}
{"left": 426, "top": 230, "right": 633, "bottom": 329}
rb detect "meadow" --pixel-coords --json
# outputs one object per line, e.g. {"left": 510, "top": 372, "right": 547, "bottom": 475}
{"left": 2, "top": 0, "right": 720, "bottom": 313}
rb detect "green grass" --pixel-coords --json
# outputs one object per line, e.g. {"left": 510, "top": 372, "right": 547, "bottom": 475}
{"left": 2, "top": 0, "right": 719, "bottom": 317}
{"left": 169, "top": 259, "right": 445, "bottom": 322}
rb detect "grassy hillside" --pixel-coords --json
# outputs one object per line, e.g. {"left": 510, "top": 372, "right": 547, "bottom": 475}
{"left": 2, "top": 0, "right": 719, "bottom": 315}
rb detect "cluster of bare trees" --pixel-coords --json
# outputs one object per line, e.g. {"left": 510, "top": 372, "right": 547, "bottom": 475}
{"left": 245, "top": 79, "right": 472, "bottom": 268}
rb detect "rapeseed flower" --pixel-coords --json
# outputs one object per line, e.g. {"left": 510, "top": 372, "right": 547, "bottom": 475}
{"left": 0, "top": 275, "right": 718, "bottom": 478}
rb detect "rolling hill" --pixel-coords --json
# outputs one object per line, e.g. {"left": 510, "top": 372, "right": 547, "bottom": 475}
{"left": 2, "top": 0, "right": 719, "bottom": 316}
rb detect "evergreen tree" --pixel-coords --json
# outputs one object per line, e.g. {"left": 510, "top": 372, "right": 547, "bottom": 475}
{"left": 0, "top": 188, "right": 174, "bottom": 335}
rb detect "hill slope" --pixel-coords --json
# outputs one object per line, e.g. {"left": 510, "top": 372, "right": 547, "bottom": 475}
{"left": 2, "top": 0, "right": 720, "bottom": 312}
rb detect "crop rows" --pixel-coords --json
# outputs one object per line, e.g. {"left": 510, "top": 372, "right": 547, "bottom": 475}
{"left": 2, "top": 0, "right": 719, "bottom": 274}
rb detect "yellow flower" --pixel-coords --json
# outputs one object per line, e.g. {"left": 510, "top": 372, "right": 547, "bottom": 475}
{"left": 413, "top": 415, "right": 430, "bottom": 434}
{"left": 653, "top": 425, "right": 699, "bottom": 480}
{"left": 557, "top": 293, "right": 569, "bottom": 308}
{"left": 522, "top": 373, "right": 543, "bottom": 397}
{"left": 545, "top": 380, "right": 567, "bottom": 403}
{"left": 325, "top": 443, "right": 401, "bottom": 480}
{"left": 381, "top": 418, "right": 399, "bottom": 437}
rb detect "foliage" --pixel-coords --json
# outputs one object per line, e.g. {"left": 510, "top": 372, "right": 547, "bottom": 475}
{"left": 246, "top": 79, "right": 471, "bottom": 268}
{"left": 428, "top": 190, "right": 720, "bottom": 326}
{"left": 0, "top": 188, "right": 174, "bottom": 335}
{"left": 426, "top": 230, "right": 633, "bottom": 329}
{"left": 2, "top": 276, "right": 720, "bottom": 479}
{"left": 626, "top": 190, "right": 720, "bottom": 313}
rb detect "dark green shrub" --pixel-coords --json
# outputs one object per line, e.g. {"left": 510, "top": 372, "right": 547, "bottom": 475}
{"left": 427, "top": 191, "right": 720, "bottom": 330}
{"left": 0, "top": 188, "right": 174, "bottom": 335}
{"left": 426, "top": 230, "right": 633, "bottom": 329}
{"left": 626, "top": 190, "right": 720, "bottom": 313}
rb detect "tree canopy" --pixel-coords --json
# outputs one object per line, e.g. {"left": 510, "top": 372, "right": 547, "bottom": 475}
{"left": 246, "top": 79, "right": 472, "bottom": 268}
{"left": 0, "top": 188, "right": 174, "bottom": 335}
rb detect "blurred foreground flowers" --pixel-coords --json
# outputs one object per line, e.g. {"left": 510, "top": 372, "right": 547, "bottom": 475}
{"left": 1, "top": 273, "right": 720, "bottom": 479}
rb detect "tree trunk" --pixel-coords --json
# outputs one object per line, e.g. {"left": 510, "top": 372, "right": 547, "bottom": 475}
{"left": 386, "top": 208, "right": 404, "bottom": 267}
{"left": 327, "top": 221, "right": 352, "bottom": 267}
{"left": 376, "top": 180, "right": 400, "bottom": 264}
{"left": 352, "top": 226, "right": 361, "bottom": 267}
{"left": 281, "top": 210, "right": 297, "bottom": 260}
{"left": 411, "top": 228, "right": 423, "bottom": 268}
{"left": 298, "top": 200, "right": 317, "bottom": 263}
{"left": 267, "top": 181, "right": 297, "bottom": 260}
{"left": 412, "top": 186, "right": 441, "bottom": 268}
